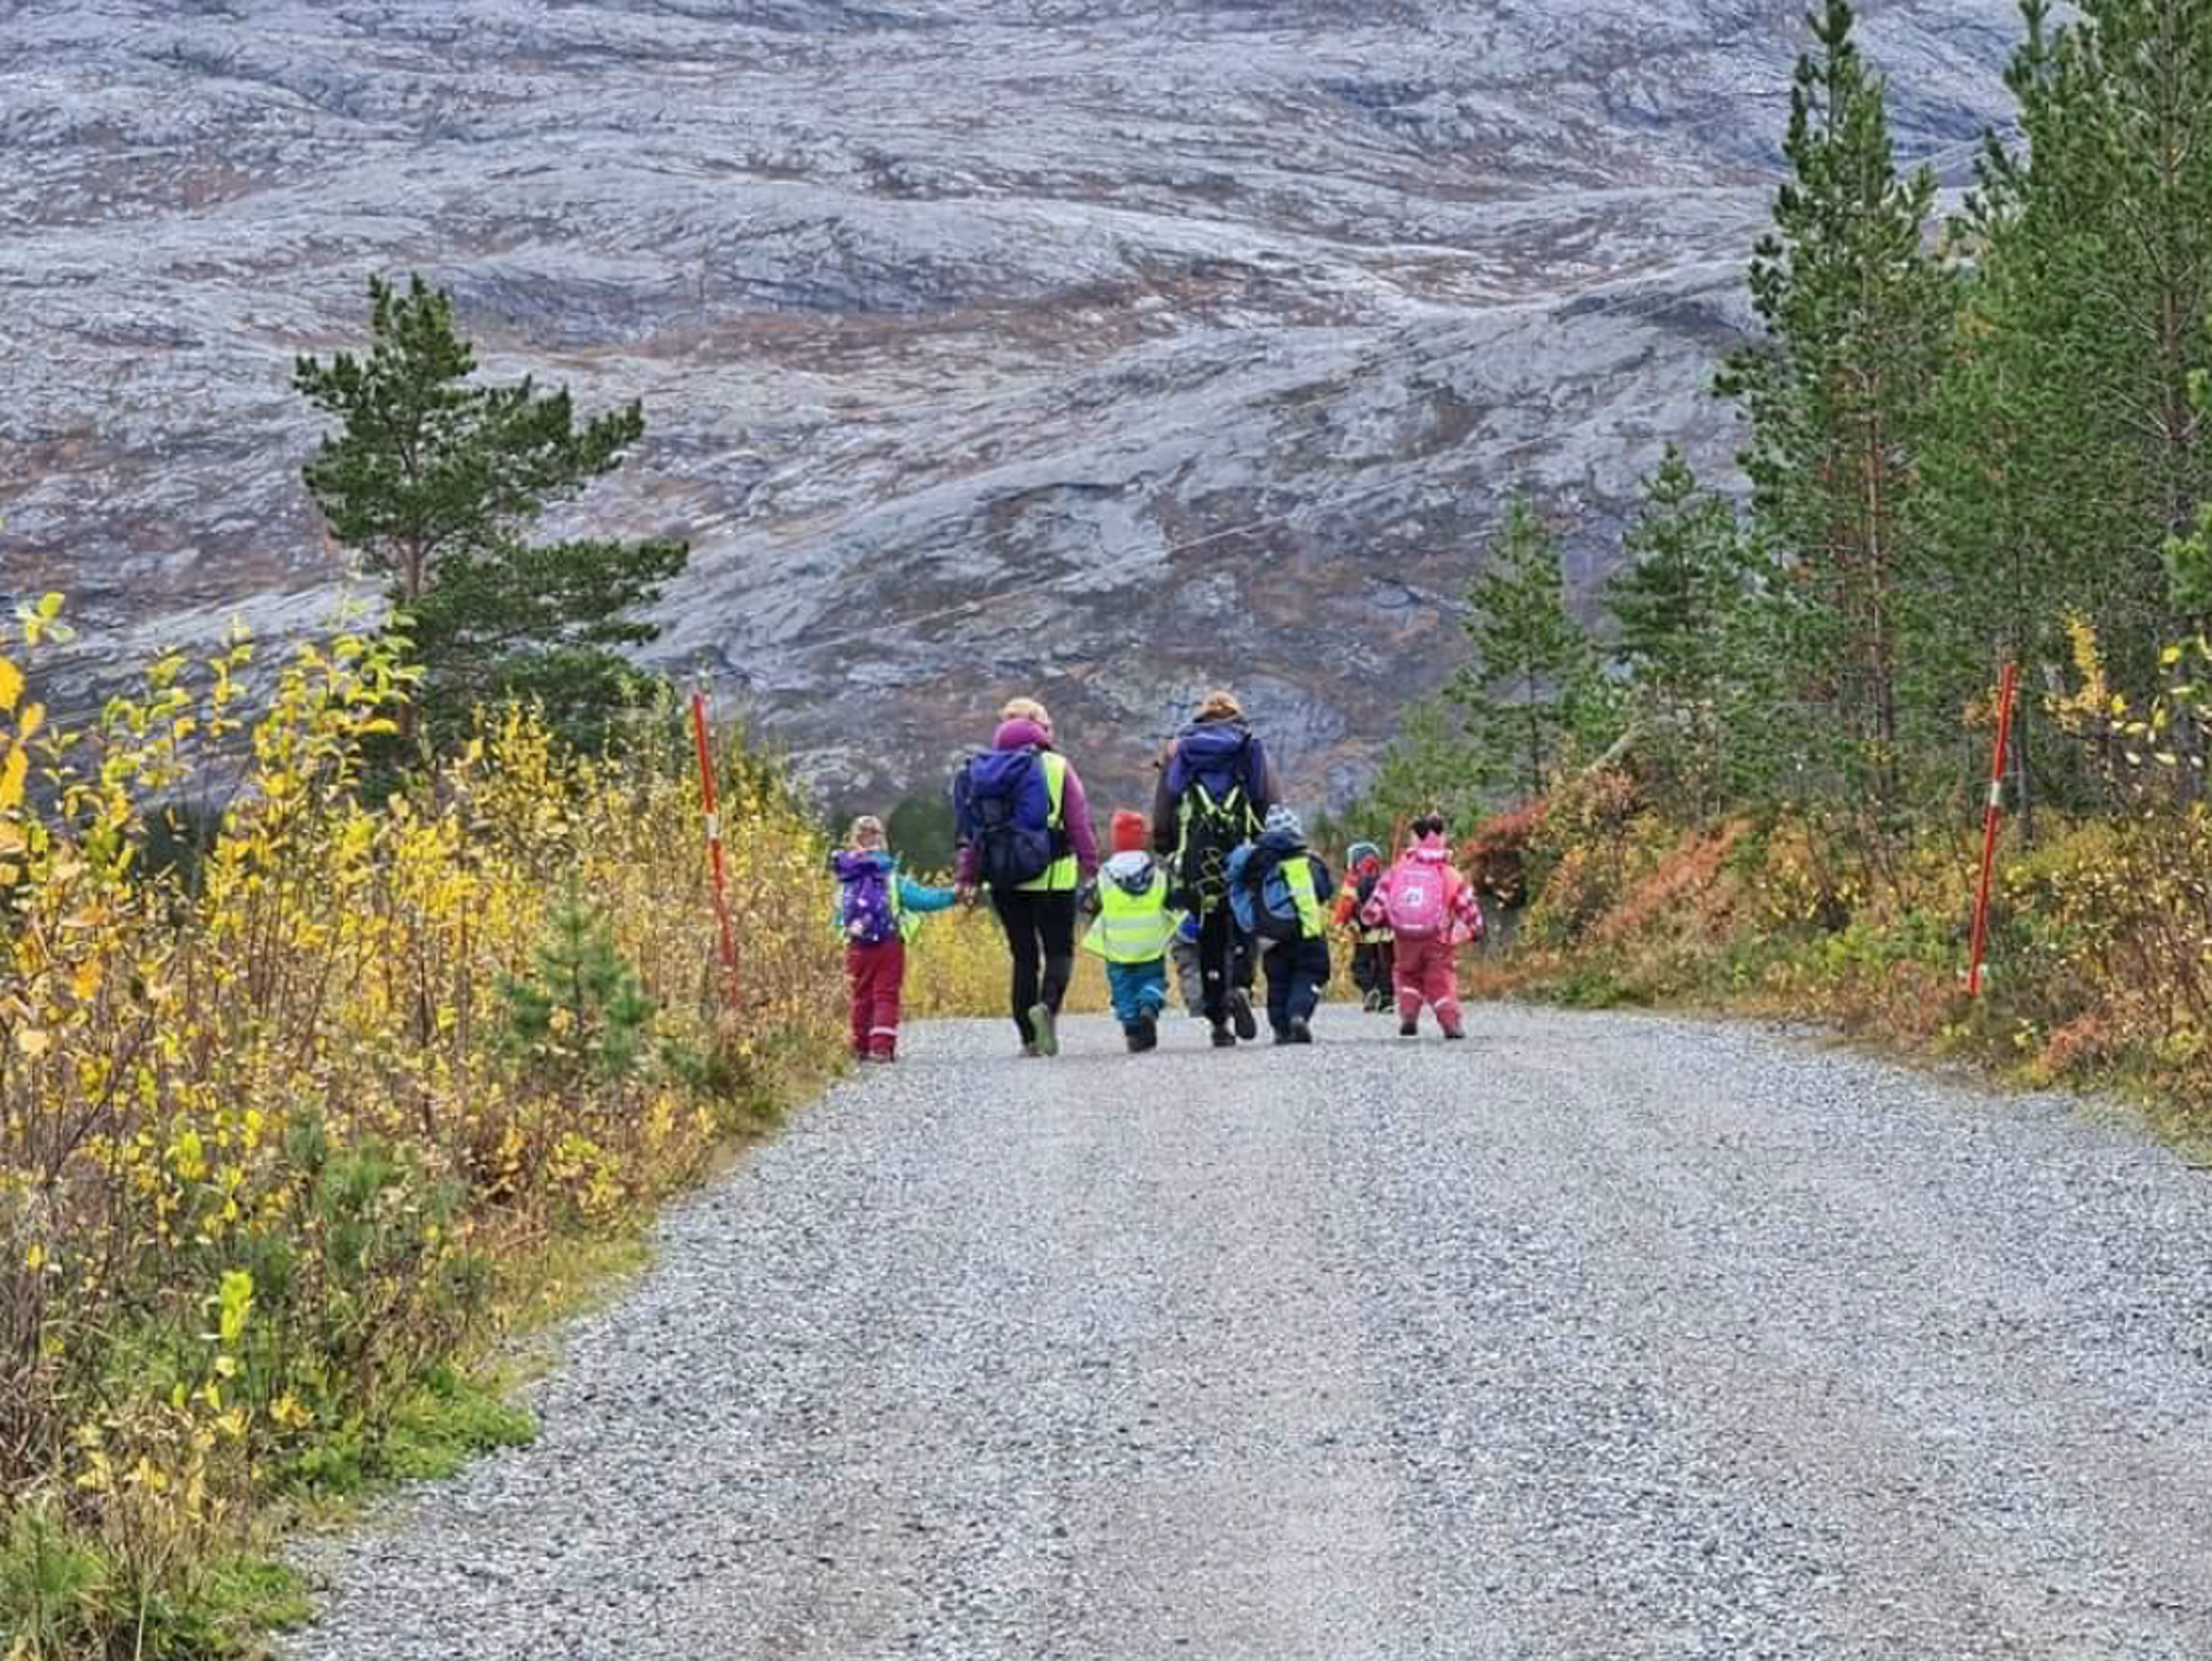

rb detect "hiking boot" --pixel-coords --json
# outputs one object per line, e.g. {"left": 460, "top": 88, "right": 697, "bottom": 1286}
{"left": 1399, "top": 1019, "right": 1419, "bottom": 1039}
{"left": 1210, "top": 1023, "right": 1237, "bottom": 1049}
{"left": 1030, "top": 1002, "right": 1059, "bottom": 1058}
{"left": 1288, "top": 1018, "right": 1313, "bottom": 1045}
{"left": 1228, "top": 987, "right": 1258, "bottom": 1042}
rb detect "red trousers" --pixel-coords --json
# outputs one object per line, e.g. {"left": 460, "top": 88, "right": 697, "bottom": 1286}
{"left": 845, "top": 940, "right": 907, "bottom": 1059}
{"left": 1393, "top": 936, "right": 1464, "bottom": 1035}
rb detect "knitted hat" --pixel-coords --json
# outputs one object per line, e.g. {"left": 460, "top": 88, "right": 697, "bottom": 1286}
{"left": 1264, "top": 804, "right": 1302, "bottom": 840}
{"left": 847, "top": 815, "right": 887, "bottom": 851}
{"left": 1111, "top": 809, "right": 1149, "bottom": 854}
{"left": 1347, "top": 840, "right": 1382, "bottom": 869}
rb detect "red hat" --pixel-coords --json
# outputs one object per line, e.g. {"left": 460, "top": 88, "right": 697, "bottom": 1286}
{"left": 1111, "top": 809, "right": 1148, "bottom": 854}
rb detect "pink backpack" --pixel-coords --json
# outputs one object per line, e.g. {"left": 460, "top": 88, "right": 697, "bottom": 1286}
{"left": 1383, "top": 854, "right": 1454, "bottom": 940}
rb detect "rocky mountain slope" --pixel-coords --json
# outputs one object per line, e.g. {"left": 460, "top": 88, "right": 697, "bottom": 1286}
{"left": 2, "top": 0, "right": 2021, "bottom": 807}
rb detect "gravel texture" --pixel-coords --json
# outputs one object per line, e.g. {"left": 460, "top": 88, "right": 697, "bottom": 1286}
{"left": 287, "top": 1006, "right": 2212, "bottom": 1659}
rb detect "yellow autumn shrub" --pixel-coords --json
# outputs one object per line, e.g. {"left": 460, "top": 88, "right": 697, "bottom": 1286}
{"left": 0, "top": 604, "right": 842, "bottom": 1653}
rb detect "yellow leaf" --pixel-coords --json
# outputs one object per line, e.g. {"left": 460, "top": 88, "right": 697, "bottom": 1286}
{"left": 16, "top": 1028, "right": 51, "bottom": 1060}
{"left": 0, "top": 746, "right": 26, "bottom": 812}
{"left": 24, "top": 1243, "right": 43, "bottom": 1272}
{"left": 0, "top": 656, "right": 20, "bottom": 714}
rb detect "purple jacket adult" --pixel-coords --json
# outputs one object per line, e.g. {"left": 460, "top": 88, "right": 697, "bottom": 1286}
{"left": 955, "top": 716, "right": 1100, "bottom": 889}
{"left": 957, "top": 709, "right": 1100, "bottom": 1056}
{"left": 1150, "top": 690, "right": 1274, "bottom": 1041}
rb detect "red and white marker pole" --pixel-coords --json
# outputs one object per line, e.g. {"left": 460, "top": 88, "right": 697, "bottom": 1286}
{"left": 689, "top": 683, "right": 741, "bottom": 1011}
{"left": 1966, "top": 661, "right": 2018, "bottom": 999}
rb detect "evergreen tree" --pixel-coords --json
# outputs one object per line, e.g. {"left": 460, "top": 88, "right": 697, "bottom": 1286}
{"left": 1715, "top": 0, "right": 1958, "bottom": 814}
{"left": 1914, "top": 160, "right": 2077, "bottom": 824}
{"left": 1605, "top": 448, "right": 1763, "bottom": 819}
{"left": 1352, "top": 696, "right": 1492, "bottom": 840}
{"left": 296, "top": 276, "right": 688, "bottom": 752}
{"left": 2169, "top": 355, "right": 2212, "bottom": 621}
{"left": 1452, "top": 498, "right": 1608, "bottom": 807}
{"left": 1956, "top": 0, "right": 2212, "bottom": 685}
{"left": 497, "top": 897, "right": 658, "bottom": 1088}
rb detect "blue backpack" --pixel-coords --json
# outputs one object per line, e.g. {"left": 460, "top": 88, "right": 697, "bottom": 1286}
{"left": 832, "top": 852, "right": 900, "bottom": 946}
{"left": 1230, "top": 846, "right": 1335, "bottom": 942}
{"left": 1230, "top": 847, "right": 1300, "bottom": 942}
{"left": 952, "top": 748, "right": 1059, "bottom": 890}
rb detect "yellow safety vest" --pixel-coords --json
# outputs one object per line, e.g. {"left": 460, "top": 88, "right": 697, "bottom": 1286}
{"left": 1018, "top": 751, "right": 1080, "bottom": 892}
{"left": 1280, "top": 852, "right": 1325, "bottom": 938}
{"left": 1083, "top": 869, "right": 1181, "bottom": 963}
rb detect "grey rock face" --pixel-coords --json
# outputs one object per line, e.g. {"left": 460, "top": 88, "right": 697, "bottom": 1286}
{"left": 2, "top": 1, "right": 2018, "bottom": 804}
{"left": 284, "top": 1007, "right": 2212, "bottom": 1658}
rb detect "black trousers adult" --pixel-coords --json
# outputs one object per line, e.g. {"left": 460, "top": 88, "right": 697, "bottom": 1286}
{"left": 991, "top": 887, "right": 1077, "bottom": 1046}
{"left": 1195, "top": 902, "right": 1255, "bottom": 1028}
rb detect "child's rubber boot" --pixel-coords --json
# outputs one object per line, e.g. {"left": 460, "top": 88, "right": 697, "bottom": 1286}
{"left": 1399, "top": 1017, "right": 1419, "bottom": 1039}
{"left": 1210, "top": 1022, "right": 1237, "bottom": 1049}
{"left": 1288, "top": 1017, "right": 1314, "bottom": 1045}
{"left": 1132, "top": 1014, "right": 1159, "bottom": 1053}
{"left": 1030, "top": 1003, "right": 1059, "bottom": 1058}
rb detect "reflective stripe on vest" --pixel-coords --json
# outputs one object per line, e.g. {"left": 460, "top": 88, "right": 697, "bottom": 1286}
{"left": 890, "top": 878, "right": 924, "bottom": 944}
{"left": 1018, "top": 750, "right": 1079, "bottom": 892}
{"left": 1090, "top": 873, "right": 1179, "bottom": 963}
{"left": 1281, "top": 852, "right": 1324, "bottom": 937}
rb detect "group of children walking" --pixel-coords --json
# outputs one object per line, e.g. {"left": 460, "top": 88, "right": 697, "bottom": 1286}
{"left": 830, "top": 800, "right": 1485, "bottom": 1062}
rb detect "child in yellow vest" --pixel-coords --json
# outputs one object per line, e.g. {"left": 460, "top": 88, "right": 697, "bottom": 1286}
{"left": 1081, "top": 809, "right": 1183, "bottom": 1053}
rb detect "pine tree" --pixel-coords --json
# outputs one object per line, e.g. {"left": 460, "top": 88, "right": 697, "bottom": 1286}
{"left": 2169, "top": 357, "right": 2212, "bottom": 621}
{"left": 1917, "top": 0, "right": 2212, "bottom": 803}
{"left": 1966, "top": 1, "right": 2212, "bottom": 666}
{"left": 296, "top": 276, "right": 688, "bottom": 752}
{"left": 1452, "top": 498, "right": 1608, "bottom": 807}
{"left": 1715, "top": 0, "right": 1958, "bottom": 815}
{"left": 497, "top": 898, "right": 658, "bottom": 1088}
{"left": 1606, "top": 448, "right": 1763, "bottom": 820}
{"left": 1352, "top": 696, "right": 1492, "bottom": 839}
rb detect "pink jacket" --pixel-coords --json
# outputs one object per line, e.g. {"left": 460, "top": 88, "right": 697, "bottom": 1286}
{"left": 1363, "top": 838, "right": 1486, "bottom": 946}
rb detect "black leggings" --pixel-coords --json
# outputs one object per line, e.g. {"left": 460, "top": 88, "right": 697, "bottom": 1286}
{"left": 1196, "top": 902, "right": 1254, "bottom": 1026}
{"left": 992, "top": 888, "right": 1077, "bottom": 1045}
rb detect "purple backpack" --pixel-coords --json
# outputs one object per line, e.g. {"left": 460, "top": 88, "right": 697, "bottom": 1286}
{"left": 833, "top": 852, "right": 900, "bottom": 946}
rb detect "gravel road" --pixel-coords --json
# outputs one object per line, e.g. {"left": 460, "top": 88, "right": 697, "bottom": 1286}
{"left": 288, "top": 1006, "right": 2212, "bottom": 1660}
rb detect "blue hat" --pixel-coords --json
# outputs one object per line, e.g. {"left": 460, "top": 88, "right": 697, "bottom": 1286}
{"left": 1347, "top": 840, "right": 1382, "bottom": 867}
{"left": 1264, "top": 804, "right": 1302, "bottom": 839}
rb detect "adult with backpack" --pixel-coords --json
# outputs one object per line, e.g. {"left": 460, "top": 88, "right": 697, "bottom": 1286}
{"left": 1152, "top": 689, "right": 1274, "bottom": 1048}
{"left": 953, "top": 697, "right": 1100, "bottom": 1057}
{"left": 1226, "top": 806, "right": 1335, "bottom": 1044}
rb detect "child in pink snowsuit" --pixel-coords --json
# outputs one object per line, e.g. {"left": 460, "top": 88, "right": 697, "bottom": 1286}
{"left": 1364, "top": 814, "right": 1485, "bottom": 1040}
